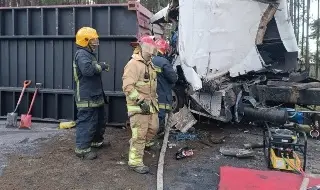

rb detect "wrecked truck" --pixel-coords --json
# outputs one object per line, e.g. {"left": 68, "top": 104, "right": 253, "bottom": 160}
{"left": 150, "top": 0, "right": 320, "bottom": 134}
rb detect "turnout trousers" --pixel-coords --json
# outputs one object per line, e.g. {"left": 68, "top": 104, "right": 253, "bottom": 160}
{"left": 128, "top": 113, "right": 159, "bottom": 166}
{"left": 75, "top": 106, "right": 106, "bottom": 153}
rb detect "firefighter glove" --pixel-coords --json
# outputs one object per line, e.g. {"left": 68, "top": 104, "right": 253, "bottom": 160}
{"left": 98, "top": 62, "right": 110, "bottom": 71}
{"left": 137, "top": 99, "right": 150, "bottom": 114}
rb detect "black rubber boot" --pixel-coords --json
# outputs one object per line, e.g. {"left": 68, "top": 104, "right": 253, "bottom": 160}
{"left": 75, "top": 149, "right": 97, "bottom": 160}
{"left": 145, "top": 141, "right": 162, "bottom": 151}
{"left": 129, "top": 165, "right": 150, "bottom": 174}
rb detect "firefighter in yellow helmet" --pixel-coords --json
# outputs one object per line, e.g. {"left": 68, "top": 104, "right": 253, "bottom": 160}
{"left": 122, "top": 35, "right": 159, "bottom": 174}
{"left": 73, "top": 27, "right": 109, "bottom": 160}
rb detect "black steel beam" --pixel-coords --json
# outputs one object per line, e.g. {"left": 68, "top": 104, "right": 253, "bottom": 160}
{"left": 0, "top": 87, "right": 125, "bottom": 96}
{"left": 256, "top": 85, "right": 320, "bottom": 105}
{"left": 0, "top": 35, "right": 137, "bottom": 39}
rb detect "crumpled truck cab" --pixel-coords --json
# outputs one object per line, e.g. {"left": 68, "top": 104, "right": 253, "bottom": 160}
{"left": 150, "top": 0, "right": 320, "bottom": 125}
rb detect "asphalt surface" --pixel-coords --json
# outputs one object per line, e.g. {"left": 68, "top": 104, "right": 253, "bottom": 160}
{"left": 0, "top": 121, "right": 319, "bottom": 190}
{"left": 0, "top": 120, "right": 62, "bottom": 176}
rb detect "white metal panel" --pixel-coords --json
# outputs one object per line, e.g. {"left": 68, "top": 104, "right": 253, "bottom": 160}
{"left": 178, "top": 0, "right": 268, "bottom": 80}
{"left": 274, "top": 0, "right": 299, "bottom": 52}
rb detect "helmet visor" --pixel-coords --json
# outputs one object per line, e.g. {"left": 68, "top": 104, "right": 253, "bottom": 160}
{"left": 89, "top": 38, "right": 99, "bottom": 46}
{"left": 140, "top": 43, "right": 157, "bottom": 56}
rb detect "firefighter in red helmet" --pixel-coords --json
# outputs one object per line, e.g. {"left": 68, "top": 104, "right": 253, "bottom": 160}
{"left": 122, "top": 35, "right": 159, "bottom": 174}
{"left": 153, "top": 38, "right": 177, "bottom": 134}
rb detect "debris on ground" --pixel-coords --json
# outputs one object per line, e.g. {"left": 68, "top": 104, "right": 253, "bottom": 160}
{"left": 210, "top": 134, "right": 226, "bottom": 144}
{"left": 243, "top": 142, "right": 264, "bottom": 149}
{"left": 176, "top": 147, "right": 194, "bottom": 160}
{"left": 59, "top": 121, "right": 76, "bottom": 129}
{"left": 219, "top": 147, "right": 255, "bottom": 158}
{"left": 171, "top": 132, "right": 198, "bottom": 141}
{"left": 1, "top": 123, "right": 320, "bottom": 190}
{"left": 168, "top": 143, "right": 176, "bottom": 148}
{"left": 169, "top": 106, "right": 197, "bottom": 133}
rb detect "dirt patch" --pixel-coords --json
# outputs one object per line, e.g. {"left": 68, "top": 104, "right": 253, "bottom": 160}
{"left": 0, "top": 123, "right": 319, "bottom": 190}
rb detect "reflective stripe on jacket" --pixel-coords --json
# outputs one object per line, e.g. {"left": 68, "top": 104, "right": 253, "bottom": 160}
{"left": 122, "top": 53, "right": 159, "bottom": 115}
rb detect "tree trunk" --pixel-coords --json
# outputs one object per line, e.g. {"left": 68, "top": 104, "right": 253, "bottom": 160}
{"left": 294, "top": 0, "right": 297, "bottom": 37}
{"left": 305, "top": 0, "right": 310, "bottom": 71}
{"left": 316, "top": 0, "right": 320, "bottom": 78}
{"left": 297, "top": 0, "right": 300, "bottom": 44}
{"left": 302, "top": 0, "right": 305, "bottom": 58}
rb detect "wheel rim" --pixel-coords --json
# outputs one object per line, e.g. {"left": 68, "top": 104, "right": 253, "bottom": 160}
{"left": 172, "top": 90, "right": 178, "bottom": 111}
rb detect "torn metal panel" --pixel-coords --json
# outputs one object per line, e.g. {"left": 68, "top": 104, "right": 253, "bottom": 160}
{"left": 190, "top": 91, "right": 223, "bottom": 117}
{"left": 150, "top": 5, "right": 169, "bottom": 24}
{"left": 170, "top": 106, "right": 197, "bottom": 133}
{"left": 256, "top": 3, "right": 279, "bottom": 45}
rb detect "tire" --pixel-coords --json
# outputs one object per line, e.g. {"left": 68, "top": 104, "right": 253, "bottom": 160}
{"left": 172, "top": 85, "right": 187, "bottom": 113}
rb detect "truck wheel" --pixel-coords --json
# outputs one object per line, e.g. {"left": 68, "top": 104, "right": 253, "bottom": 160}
{"left": 172, "top": 85, "right": 186, "bottom": 113}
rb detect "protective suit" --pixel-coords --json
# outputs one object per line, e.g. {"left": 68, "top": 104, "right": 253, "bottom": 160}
{"left": 153, "top": 39, "right": 178, "bottom": 132}
{"left": 122, "top": 35, "right": 159, "bottom": 174}
{"left": 73, "top": 27, "right": 109, "bottom": 160}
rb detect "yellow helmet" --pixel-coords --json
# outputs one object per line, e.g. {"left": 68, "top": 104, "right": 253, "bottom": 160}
{"left": 75, "top": 27, "right": 99, "bottom": 47}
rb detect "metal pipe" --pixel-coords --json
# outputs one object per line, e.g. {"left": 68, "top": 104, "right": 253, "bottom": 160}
{"left": 243, "top": 106, "right": 288, "bottom": 124}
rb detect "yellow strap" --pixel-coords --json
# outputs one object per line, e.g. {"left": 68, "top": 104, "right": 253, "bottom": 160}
{"left": 76, "top": 99, "right": 104, "bottom": 108}
{"left": 73, "top": 63, "right": 81, "bottom": 102}
{"left": 128, "top": 89, "right": 139, "bottom": 101}
{"left": 154, "top": 66, "right": 162, "bottom": 73}
{"left": 136, "top": 81, "right": 150, "bottom": 86}
{"left": 127, "top": 105, "right": 142, "bottom": 112}
{"left": 159, "top": 103, "right": 172, "bottom": 110}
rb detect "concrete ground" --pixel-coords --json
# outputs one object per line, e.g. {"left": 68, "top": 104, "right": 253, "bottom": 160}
{"left": 0, "top": 121, "right": 319, "bottom": 190}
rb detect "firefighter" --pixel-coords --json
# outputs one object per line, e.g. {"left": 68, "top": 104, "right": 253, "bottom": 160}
{"left": 153, "top": 38, "right": 178, "bottom": 134}
{"left": 73, "top": 27, "right": 109, "bottom": 160}
{"left": 122, "top": 35, "right": 159, "bottom": 174}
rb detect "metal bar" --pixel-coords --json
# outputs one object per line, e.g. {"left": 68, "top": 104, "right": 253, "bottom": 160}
{"left": 0, "top": 35, "right": 136, "bottom": 39}
{"left": 55, "top": 93, "right": 58, "bottom": 120}
{"left": 0, "top": 87, "right": 74, "bottom": 94}
{"left": 0, "top": 88, "right": 125, "bottom": 97}
{"left": 11, "top": 9, "right": 15, "bottom": 35}
{"left": 26, "top": 8, "right": 29, "bottom": 36}
{"left": 0, "top": 3, "right": 128, "bottom": 10}
{"left": 90, "top": 7, "right": 93, "bottom": 27}
{"left": 0, "top": 91, "right": 2, "bottom": 116}
{"left": 108, "top": 6, "right": 111, "bottom": 35}
{"left": 41, "top": 93, "right": 44, "bottom": 118}
{"left": 72, "top": 7, "right": 75, "bottom": 35}
{"left": 41, "top": 8, "right": 44, "bottom": 35}
{"left": 0, "top": 11, "right": 2, "bottom": 35}
{"left": 7, "top": 40, "right": 10, "bottom": 86}
{"left": 51, "top": 39, "right": 54, "bottom": 88}
{"left": 12, "top": 92, "right": 15, "bottom": 111}
{"left": 55, "top": 8, "right": 59, "bottom": 35}
{"left": 26, "top": 91, "right": 30, "bottom": 113}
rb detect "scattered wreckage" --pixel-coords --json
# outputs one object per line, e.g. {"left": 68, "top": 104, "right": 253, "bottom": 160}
{"left": 151, "top": 0, "right": 320, "bottom": 137}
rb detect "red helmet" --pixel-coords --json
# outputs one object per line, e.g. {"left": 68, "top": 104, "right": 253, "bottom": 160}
{"left": 155, "top": 38, "right": 170, "bottom": 54}
{"left": 130, "top": 35, "right": 156, "bottom": 47}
